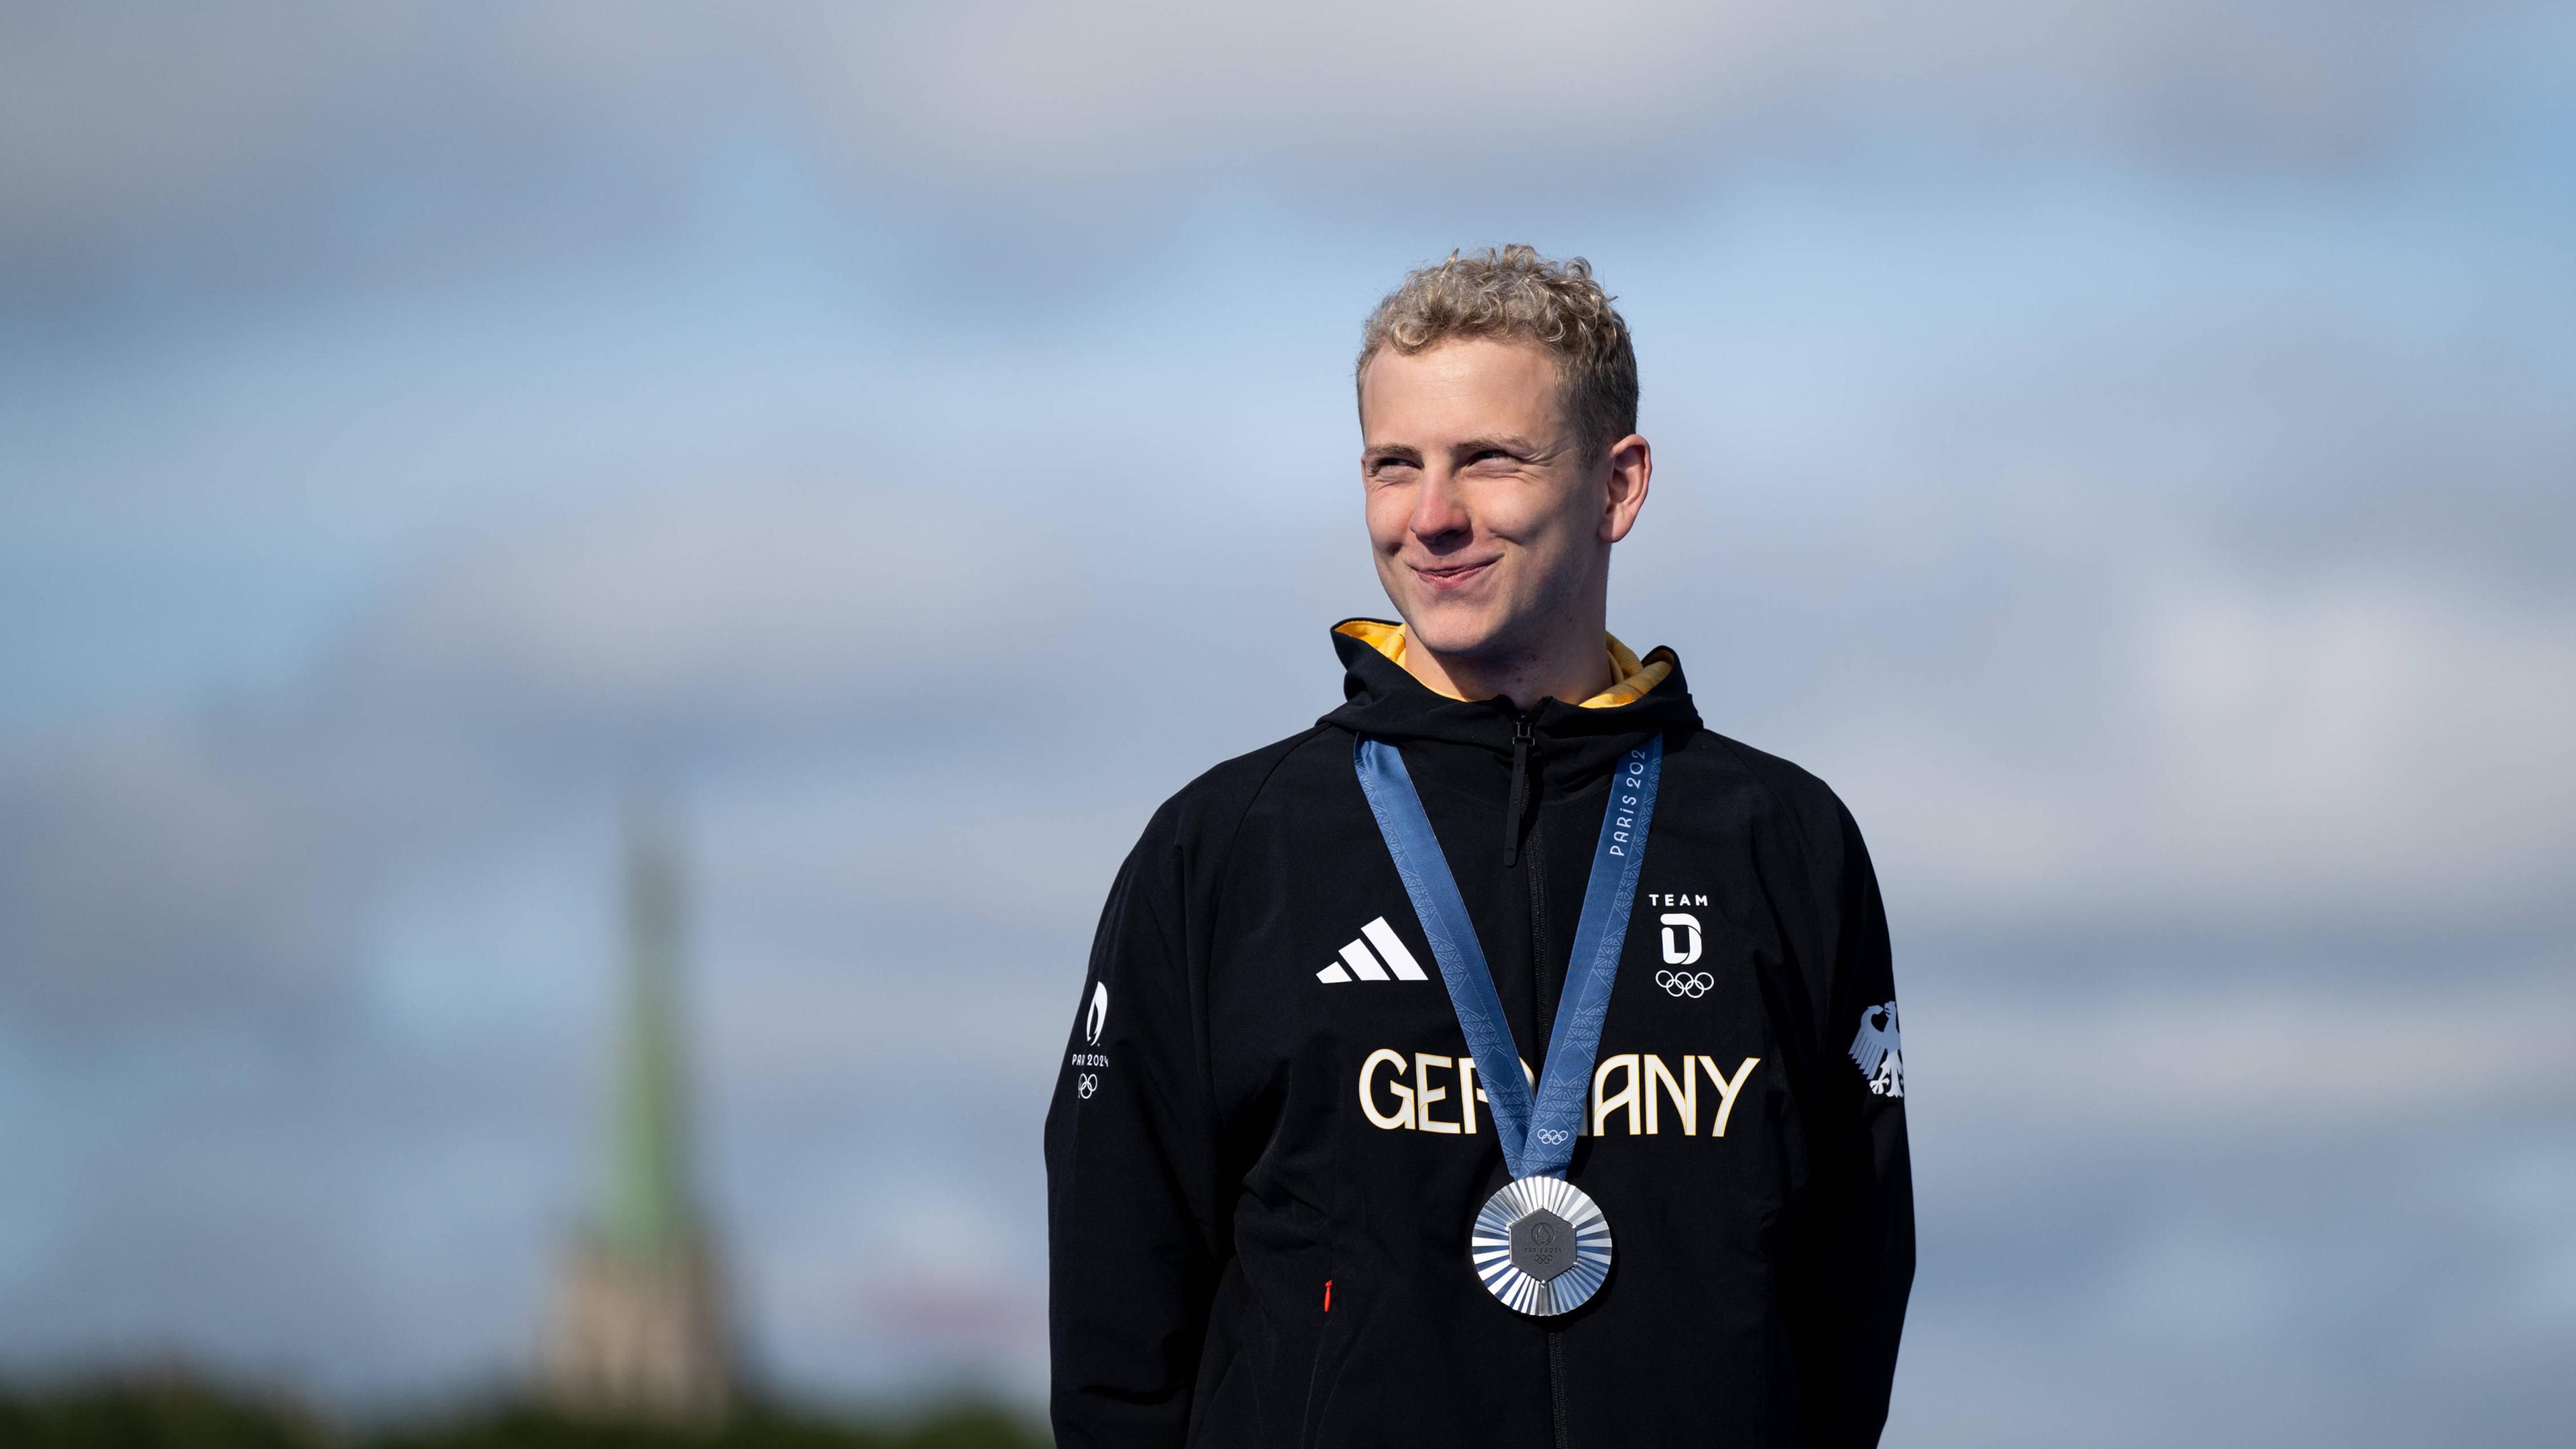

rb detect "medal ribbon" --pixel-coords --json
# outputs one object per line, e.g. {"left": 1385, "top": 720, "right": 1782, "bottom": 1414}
{"left": 1353, "top": 733, "right": 1662, "bottom": 1182}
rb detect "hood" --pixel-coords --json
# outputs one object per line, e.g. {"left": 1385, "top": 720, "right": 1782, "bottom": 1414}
{"left": 1318, "top": 618, "right": 1702, "bottom": 791}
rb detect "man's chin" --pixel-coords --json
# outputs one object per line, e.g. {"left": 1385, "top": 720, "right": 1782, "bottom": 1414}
{"left": 1393, "top": 602, "right": 1511, "bottom": 662}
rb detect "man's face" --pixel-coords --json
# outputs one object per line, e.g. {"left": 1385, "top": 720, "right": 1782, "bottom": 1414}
{"left": 1359, "top": 337, "right": 1617, "bottom": 663}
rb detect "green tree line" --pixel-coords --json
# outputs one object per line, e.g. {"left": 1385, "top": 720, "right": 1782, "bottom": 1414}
{"left": 0, "top": 1379, "right": 1046, "bottom": 1449}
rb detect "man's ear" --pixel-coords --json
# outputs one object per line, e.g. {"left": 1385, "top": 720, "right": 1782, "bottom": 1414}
{"left": 1599, "top": 434, "right": 1652, "bottom": 543}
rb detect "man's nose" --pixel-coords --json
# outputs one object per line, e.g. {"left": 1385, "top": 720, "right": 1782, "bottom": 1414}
{"left": 1409, "top": 466, "right": 1471, "bottom": 541}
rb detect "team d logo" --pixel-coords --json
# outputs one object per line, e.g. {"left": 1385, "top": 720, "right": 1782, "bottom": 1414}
{"left": 1659, "top": 912, "right": 1702, "bottom": 965}
{"left": 1848, "top": 1000, "right": 1903, "bottom": 1098}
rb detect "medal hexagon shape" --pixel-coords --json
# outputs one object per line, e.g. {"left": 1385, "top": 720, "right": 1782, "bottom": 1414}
{"left": 1509, "top": 1208, "right": 1578, "bottom": 1281}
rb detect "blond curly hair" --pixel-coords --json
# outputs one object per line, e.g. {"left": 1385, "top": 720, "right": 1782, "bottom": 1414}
{"left": 1356, "top": 246, "right": 1638, "bottom": 460}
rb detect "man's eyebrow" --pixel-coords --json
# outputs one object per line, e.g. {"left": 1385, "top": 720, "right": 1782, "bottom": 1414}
{"left": 1452, "top": 434, "right": 1544, "bottom": 456}
{"left": 1360, "top": 441, "right": 1422, "bottom": 460}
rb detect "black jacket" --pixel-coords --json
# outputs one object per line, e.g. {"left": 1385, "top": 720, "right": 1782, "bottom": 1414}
{"left": 1046, "top": 623, "right": 1913, "bottom": 1448}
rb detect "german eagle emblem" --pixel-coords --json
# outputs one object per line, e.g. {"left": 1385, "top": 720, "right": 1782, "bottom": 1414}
{"left": 1847, "top": 1000, "right": 1904, "bottom": 1098}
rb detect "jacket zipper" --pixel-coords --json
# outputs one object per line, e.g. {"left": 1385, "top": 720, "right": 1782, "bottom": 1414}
{"left": 1536, "top": 829, "right": 1568, "bottom": 1449}
{"left": 1549, "top": 1329, "right": 1571, "bottom": 1449}
{"left": 1513, "top": 712, "right": 1569, "bottom": 1449}
{"left": 1502, "top": 715, "right": 1535, "bottom": 866}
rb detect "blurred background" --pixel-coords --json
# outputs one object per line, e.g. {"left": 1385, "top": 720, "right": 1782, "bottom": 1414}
{"left": 4, "top": 3, "right": 2573, "bottom": 1445}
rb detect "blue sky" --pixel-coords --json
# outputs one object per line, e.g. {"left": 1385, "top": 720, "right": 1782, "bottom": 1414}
{"left": 3, "top": 4, "right": 2573, "bottom": 1442}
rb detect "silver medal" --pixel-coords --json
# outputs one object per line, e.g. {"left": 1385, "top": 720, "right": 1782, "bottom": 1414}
{"left": 1470, "top": 1176, "right": 1613, "bottom": 1316}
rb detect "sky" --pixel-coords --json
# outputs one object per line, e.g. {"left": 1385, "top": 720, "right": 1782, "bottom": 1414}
{"left": 3, "top": 3, "right": 2573, "bottom": 1443}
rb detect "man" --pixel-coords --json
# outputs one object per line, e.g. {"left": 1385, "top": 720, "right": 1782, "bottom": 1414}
{"left": 1046, "top": 246, "right": 1911, "bottom": 1448}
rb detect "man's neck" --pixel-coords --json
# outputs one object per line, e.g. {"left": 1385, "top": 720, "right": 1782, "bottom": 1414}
{"left": 1402, "top": 621, "right": 1616, "bottom": 712}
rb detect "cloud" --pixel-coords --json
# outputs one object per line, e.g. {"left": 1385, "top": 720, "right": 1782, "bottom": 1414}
{"left": 0, "top": 1, "right": 2515, "bottom": 290}
{"left": 1897, "top": 1118, "right": 2576, "bottom": 1446}
{"left": 1914, "top": 967, "right": 2576, "bottom": 1134}
{"left": 363, "top": 478, "right": 1079, "bottom": 727}
{"left": 0, "top": 470, "right": 1090, "bottom": 1043}
{"left": 1807, "top": 551, "right": 2576, "bottom": 934}
{"left": 0, "top": 723, "right": 350, "bottom": 1032}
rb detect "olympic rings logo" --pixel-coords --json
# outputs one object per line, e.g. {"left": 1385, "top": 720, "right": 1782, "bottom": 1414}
{"left": 1533, "top": 1128, "right": 1571, "bottom": 1145}
{"left": 1656, "top": 970, "right": 1715, "bottom": 998}
{"left": 1077, "top": 1073, "right": 1098, "bottom": 1099}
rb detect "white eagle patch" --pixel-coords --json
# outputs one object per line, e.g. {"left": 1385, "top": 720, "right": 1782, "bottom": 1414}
{"left": 1848, "top": 1000, "right": 1904, "bottom": 1098}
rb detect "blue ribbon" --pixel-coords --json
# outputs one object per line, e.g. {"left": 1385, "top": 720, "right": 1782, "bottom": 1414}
{"left": 1353, "top": 734, "right": 1663, "bottom": 1181}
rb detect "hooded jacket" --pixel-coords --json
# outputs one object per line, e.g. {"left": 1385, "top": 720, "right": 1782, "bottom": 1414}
{"left": 1045, "top": 621, "right": 1912, "bottom": 1448}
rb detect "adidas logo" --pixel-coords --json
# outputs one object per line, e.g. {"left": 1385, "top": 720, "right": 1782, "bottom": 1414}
{"left": 1316, "top": 917, "right": 1430, "bottom": 985}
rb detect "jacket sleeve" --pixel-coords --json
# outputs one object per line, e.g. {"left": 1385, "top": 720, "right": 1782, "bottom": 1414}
{"left": 1789, "top": 799, "right": 1916, "bottom": 1447}
{"left": 1044, "top": 808, "right": 1224, "bottom": 1448}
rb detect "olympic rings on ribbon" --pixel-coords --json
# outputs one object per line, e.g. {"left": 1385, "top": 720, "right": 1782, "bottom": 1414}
{"left": 1656, "top": 970, "right": 1715, "bottom": 998}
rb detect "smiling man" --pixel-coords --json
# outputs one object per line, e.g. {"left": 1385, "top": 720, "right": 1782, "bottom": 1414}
{"left": 1046, "top": 247, "right": 1912, "bottom": 1448}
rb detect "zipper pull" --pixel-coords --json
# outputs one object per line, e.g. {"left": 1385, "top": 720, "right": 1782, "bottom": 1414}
{"left": 1503, "top": 716, "right": 1534, "bottom": 866}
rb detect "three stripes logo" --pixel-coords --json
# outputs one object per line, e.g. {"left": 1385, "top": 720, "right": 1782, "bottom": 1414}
{"left": 1315, "top": 917, "right": 1430, "bottom": 985}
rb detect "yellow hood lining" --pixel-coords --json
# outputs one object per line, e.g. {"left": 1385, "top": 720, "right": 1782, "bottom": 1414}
{"left": 1335, "top": 620, "right": 1672, "bottom": 708}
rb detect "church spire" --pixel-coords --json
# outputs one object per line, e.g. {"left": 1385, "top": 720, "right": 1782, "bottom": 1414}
{"left": 603, "top": 802, "right": 692, "bottom": 1263}
{"left": 541, "top": 793, "right": 736, "bottom": 1421}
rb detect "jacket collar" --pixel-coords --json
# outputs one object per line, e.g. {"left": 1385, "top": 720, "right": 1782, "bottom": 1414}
{"left": 1316, "top": 618, "right": 1701, "bottom": 792}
